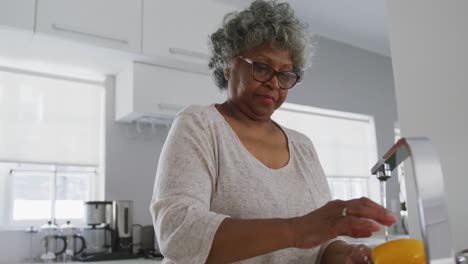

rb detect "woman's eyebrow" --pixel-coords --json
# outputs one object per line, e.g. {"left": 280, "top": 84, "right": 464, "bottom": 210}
{"left": 253, "top": 55, "right": 294, "bottom": 70}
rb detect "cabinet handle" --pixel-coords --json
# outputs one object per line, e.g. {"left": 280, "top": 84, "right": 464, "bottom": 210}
{"left": 51, "top": 23, "right": 129, "bottom": 45}
{"left": 168, "top": 47, "right": 210, "bottom": 60}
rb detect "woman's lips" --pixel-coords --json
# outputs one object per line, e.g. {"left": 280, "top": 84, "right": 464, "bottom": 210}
{"left": 258, "top": 95, "right": 275, "bottom": 104}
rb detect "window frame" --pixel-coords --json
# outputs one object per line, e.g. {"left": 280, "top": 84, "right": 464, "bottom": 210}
{"left": 1, "top": 162, "right": 100, "bottom": 229}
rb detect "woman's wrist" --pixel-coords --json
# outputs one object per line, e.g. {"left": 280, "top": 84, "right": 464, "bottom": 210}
{"left": 286, "top": 217, "right": 298, "bottom": 248}
{"left": 207, "top": 217, "right": 302, "bottom": 263}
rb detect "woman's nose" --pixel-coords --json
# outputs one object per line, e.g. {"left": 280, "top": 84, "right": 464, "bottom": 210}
{"left": 265, "top": 74, "right": 281, "bottom": 90}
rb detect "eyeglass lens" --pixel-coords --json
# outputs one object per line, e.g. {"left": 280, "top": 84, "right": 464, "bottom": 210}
{"left": 252, "top": 62, "right": 298, "bottom": 89}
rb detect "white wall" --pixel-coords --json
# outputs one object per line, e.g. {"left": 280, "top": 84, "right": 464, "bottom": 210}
{"left": 387, "top": 0, "right": 468, "bottom": 251}
{"left": 104, "top": 77, "right": 169, "bottom": 226}
{"left": 0, "top": 230, "right": 41, "bottom": 263}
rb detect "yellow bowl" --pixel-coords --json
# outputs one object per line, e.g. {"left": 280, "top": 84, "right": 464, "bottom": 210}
{"left": 371, "top": 239, "right": 426, "bottom": 264}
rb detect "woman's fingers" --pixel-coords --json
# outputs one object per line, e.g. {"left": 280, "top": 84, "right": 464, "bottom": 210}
{"left": 292, "top": 198, "right": 397, "bottom": 249}
{"left": 345, "top": 197, "right": 397, "bottom": 226}
{"left": 337, "top": 216, "right": 381, "bottom": 238}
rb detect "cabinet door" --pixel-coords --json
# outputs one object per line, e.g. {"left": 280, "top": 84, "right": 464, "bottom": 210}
{"left": 133, "top": 63, "right": 224, "bottom": 117}
{"left": 142, "top": 0, "right": 236, "bottom": 65}
{"left": 0, "top": 0, "right": 35, "bottom": 30}
{"left": 116, "top": 62, "right": 225, "bottom": 122}
{"left": 36, "top": 0, "right": 142, "bottom": 53}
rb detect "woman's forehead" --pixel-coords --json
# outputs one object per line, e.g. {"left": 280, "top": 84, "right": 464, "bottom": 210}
{"left": 242, "top": 44, "right": 293, "bottom": 65}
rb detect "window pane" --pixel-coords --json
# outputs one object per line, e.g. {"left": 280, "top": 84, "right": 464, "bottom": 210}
{"left": 350, "top": 178, "right": 368, "bottom": 199}
{"left": 13, "top": 200, "right": 51, "bottom": 220}
{"left": 55, "top": 200, "right": 84, "bottom": 219}
{"left": 272, "top": 103, "right": 378, "bottom": 201}
{"left": 0, "top": 70, "right": 103, "bottom": 165}
{"left": 55, "top": 173, "right": 90, "bottom": 219}
{"left": 273, "top": 108, "right": 374, "bottom": 177}
{"left": 327, "top": 178, "right": 350, "bottom": 200}
{"left": 56, "top": 173, "right": 90, "bottom": 200}
{"left": 12, "top": 173, "right": 51, "bottom": 220}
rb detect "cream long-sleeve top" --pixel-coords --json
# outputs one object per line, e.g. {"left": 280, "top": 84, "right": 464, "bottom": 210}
{"left": 150, "top": 104, "right": 334, "bottom": 264}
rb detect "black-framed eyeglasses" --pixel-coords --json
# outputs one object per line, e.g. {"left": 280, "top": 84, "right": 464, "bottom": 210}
{"left": 238, "top": 56, "right": 301, "bottom": 89}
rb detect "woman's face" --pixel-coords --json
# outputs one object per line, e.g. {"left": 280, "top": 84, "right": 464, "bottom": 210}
{"left": 226, "top": 43, "right": 293, "bottom": 121}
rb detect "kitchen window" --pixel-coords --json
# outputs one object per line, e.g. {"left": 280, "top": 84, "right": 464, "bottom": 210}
{"left": 1, "top": 163, "right": 97, "bottom": 226}
{"left": 272, "top": 103, "right": 380, "bottom": 202}
{"left": 0, "top": 68, "right": 105, "bottom": 228}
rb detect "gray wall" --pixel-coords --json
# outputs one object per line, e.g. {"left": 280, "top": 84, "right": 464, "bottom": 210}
{"left": 289, "top": 36, "right": 397, "bottom": 158}
{"left": 387, "top": 0, "right": 468, "bottom": 251}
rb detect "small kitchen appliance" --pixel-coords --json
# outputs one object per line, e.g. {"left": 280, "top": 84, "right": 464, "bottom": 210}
{"left": 59, "top": 221, "right": 86, "bottom": 261}
{"left": 111, "top": 200, "right": 133, "bottom": 253}
{"left": 38, "top": 221, "right": 67, "bottom": 262}
{"left": 84, "top": 201, "right": 112, "bottom": 226}
{"left": 77, "top": 200, "right": 139, "bottom": 261}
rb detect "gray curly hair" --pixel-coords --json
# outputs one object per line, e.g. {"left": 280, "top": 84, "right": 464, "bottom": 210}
{"left": 208, "top": 0, "right": 313, "bottom": 90}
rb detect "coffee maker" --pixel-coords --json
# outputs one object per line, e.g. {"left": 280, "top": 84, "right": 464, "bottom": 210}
{"left": 77, "top": 200, "right": 138, "bottom": 261}
{"left": 111, "top": 200, "right": 133, "bottom": 253}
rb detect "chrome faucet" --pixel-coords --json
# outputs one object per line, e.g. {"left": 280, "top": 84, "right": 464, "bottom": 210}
{"left": 371, "top": 137, "right": 455, "bottom": 263}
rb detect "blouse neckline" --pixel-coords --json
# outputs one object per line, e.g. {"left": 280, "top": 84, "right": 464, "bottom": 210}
{"left": 211, "top": 104, "right": 293, "bottom": 172}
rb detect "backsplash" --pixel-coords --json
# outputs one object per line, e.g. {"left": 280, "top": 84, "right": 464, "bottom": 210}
{"left": 0, "top": 230, "right": 41, "bottom": 263}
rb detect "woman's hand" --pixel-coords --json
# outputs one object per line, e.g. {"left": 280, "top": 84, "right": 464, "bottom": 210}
{"left": 288, "top": 197, "right": 397, "bottom": 249}
{"left": 345, "top": 244, "right": 372, "bottom": 264}
{"left": 321, "top": 240, "right": 372, "bottom": 264}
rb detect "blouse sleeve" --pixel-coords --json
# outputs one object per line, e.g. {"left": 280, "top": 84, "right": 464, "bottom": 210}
{"left": 150, "top": 111, "right": 229, "bottom": 263}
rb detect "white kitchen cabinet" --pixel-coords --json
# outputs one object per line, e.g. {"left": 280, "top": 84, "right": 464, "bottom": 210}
{"left": 116, "top": 62, "right": 225, "bottom": 123}
{"left": 36, "top": 0, "right": 142, "bottom": 53}
{"left": 0, "top": 0, "right": 36, "bottom": 30}
{"left": 142, "top": 0, "right": 237, "bottom": 66}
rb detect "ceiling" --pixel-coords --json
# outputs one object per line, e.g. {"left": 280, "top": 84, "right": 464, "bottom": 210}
{"left": 223, "top": 0, "right": 391, "bottom": 57}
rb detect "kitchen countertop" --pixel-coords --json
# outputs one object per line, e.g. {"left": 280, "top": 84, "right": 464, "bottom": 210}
{"left": 80, "top": 259, "right": 162, "bottom": 264}
{"left": 17, "top": 236, "right": 409, "bottom": 264}
{"left": 73, "top": 259, "right": 162, "bottom": 264}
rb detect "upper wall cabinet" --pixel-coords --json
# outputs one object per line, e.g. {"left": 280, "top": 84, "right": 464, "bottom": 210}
{"left": 0, "top": 0, "right": 36, "bottom": 30}
{"left": 142, "top": 0, "right": 237, "bottom": 66}
{"left": 116, "top": 62, "right": 225, "bottom": 123}
{"left": 36, "top": 0, "right": 142, "bottom": 53}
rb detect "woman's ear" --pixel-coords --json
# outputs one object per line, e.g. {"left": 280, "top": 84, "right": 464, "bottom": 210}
{"left": 224, "top": 68, "right": 231, "bottom": 80}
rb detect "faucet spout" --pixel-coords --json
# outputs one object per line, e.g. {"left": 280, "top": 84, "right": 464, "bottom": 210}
{"left": 371, "top": 137, "right": 454, "bottom": 263}
{"left": 375, "top": 162, "right": 392, "bottom": 182}
{"left": 371, "top": 138, "right": 411, "bottom": 177}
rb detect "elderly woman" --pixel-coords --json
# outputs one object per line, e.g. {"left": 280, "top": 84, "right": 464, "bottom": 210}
{"left": 150, "top": 1, "right": 396, "bottom": 263}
